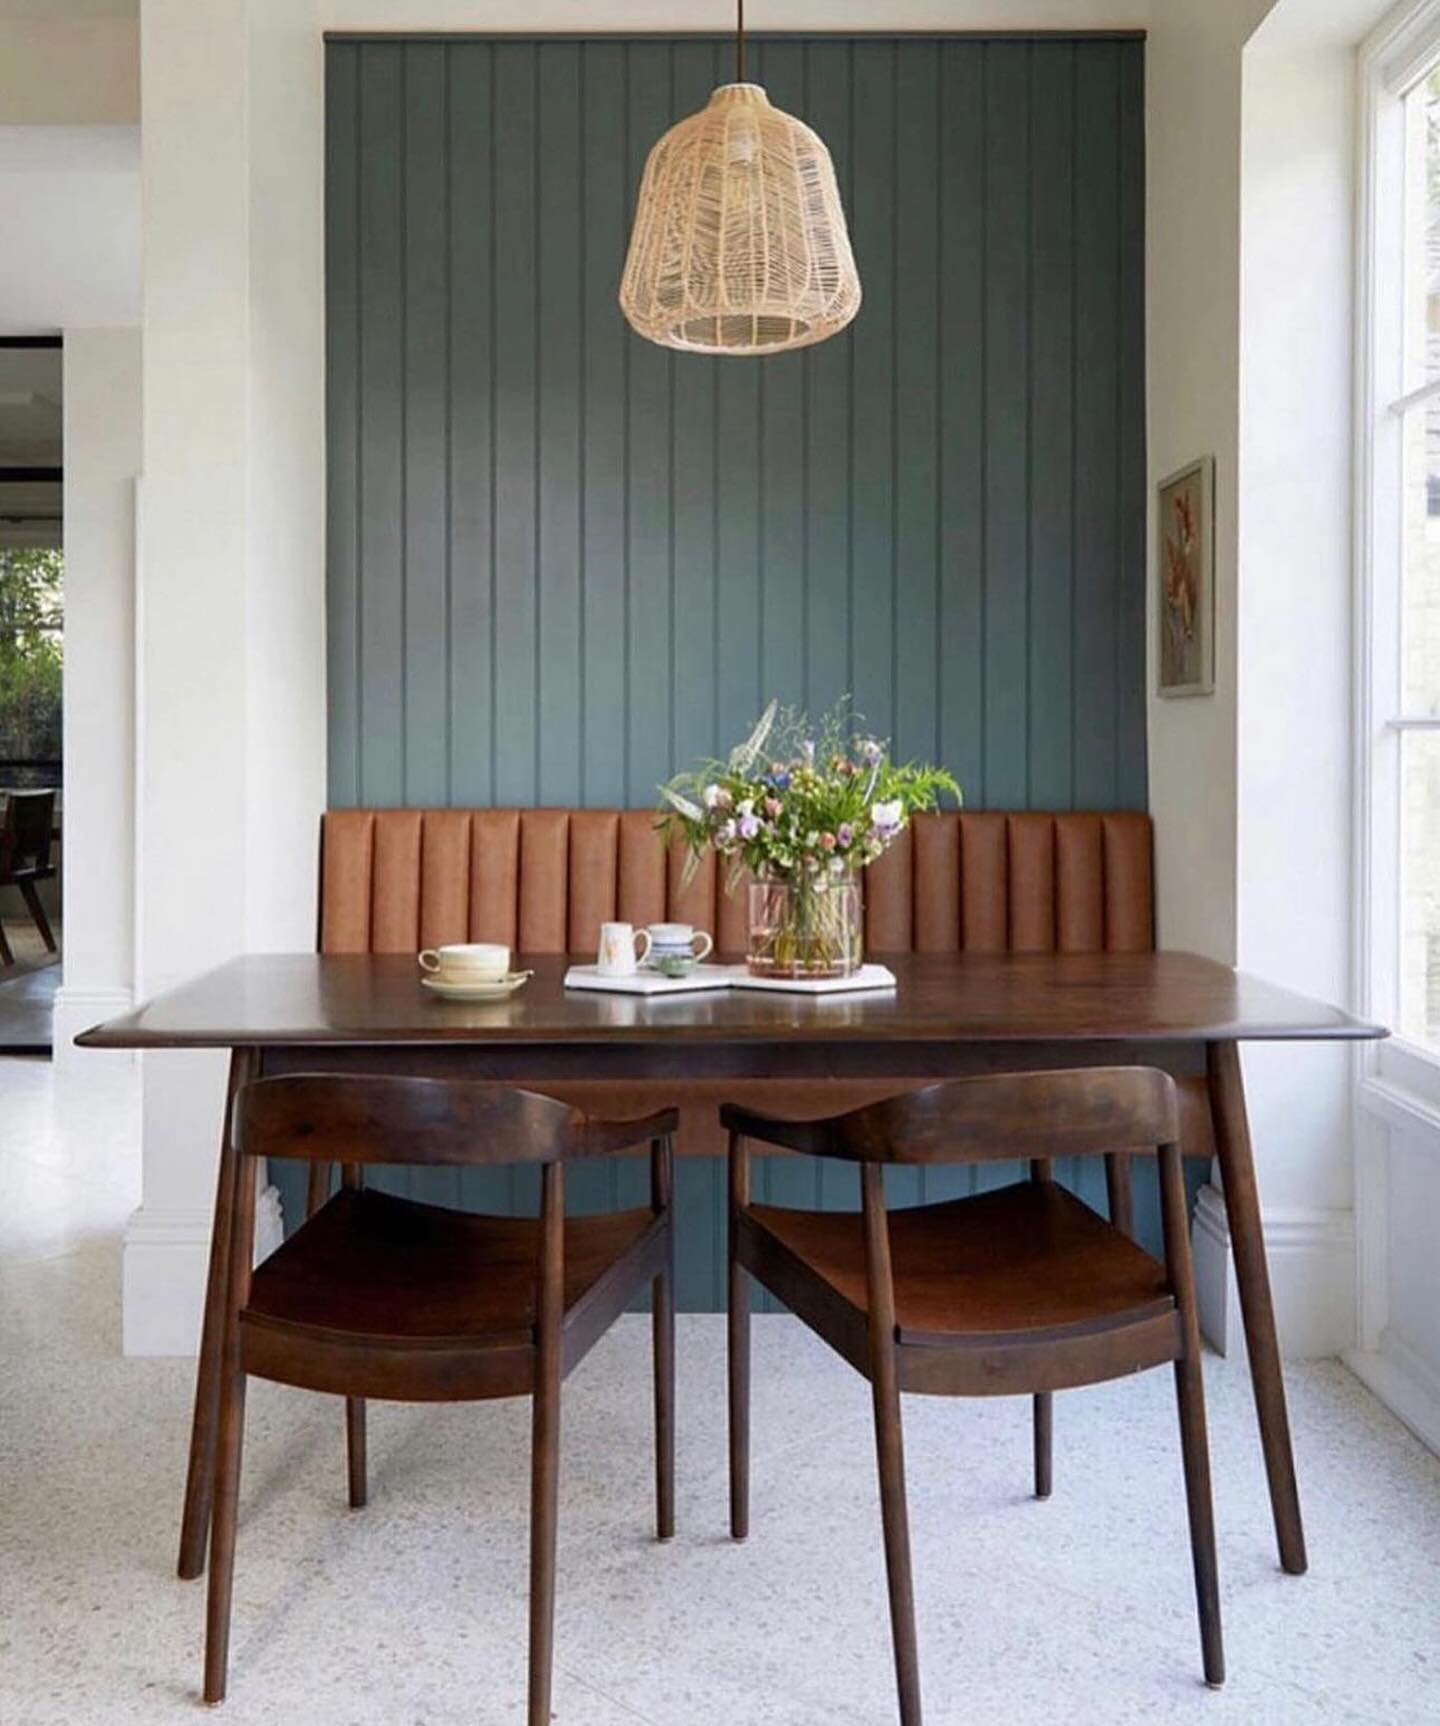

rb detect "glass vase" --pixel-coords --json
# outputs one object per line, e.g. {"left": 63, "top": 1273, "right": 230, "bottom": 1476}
{"left": 746, "top": 872, "right": 863, "bottom": 979}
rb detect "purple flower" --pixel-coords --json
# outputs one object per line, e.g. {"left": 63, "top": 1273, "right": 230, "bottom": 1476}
{"left": 767, "top": 769, "right": 791, "bottom": 791}
{"left": 837, "top": 822, "right": 854, "bottom": 849}
{"left": 738, "top": 813, "right": 761, "bottom": 840}
{"left": 859, "top": 737, "right": 884, "bottom": 765}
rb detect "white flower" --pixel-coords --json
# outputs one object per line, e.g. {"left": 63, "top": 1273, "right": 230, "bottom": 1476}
{"left": 871, "top": 799, "right": 903, "bottom": 832}
{"left": 703, "top": 783, "right": 723, "bottom": 809}
{"left": 737, "top": 798, "right": 754, "bottom": 819}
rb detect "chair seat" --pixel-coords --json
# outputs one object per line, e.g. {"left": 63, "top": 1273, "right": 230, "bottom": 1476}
{"left": 246, "top": 1186, "right": 654, "bottom": 1351}
{"left": 749, "top": 1181, "right": 1173, "bottom": 1348}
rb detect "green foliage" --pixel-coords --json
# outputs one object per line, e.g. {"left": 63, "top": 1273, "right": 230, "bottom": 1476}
{"left": 658, "top": 698, "right": 961, "bottom": 888}
{"left": 0, "top": 549, "right": 64, "bottom": 766}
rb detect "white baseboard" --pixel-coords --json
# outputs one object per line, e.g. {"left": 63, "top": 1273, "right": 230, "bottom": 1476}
{"left": 52, "top": 985, "right": 135, "bottom": 1068}
{"left": 121, "top": 1182, "right": 284, "bottom": 1357}
{"left": 1345, "top": 1333, "right": 1440, "bottom": 1457}
{"left": 1192, "top": 1183, "right": 1356, "bottom": 1360}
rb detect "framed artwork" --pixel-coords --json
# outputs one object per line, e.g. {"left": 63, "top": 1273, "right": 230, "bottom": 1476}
{"left": 1156, "top": 456, "right": 1215, "bottom": 698}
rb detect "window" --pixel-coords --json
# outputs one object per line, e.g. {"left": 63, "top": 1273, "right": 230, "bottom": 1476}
{"left": 0, "top": 547, "right": 62, "bottom": 791}
{"left": 1360, "top": 1, "right": 1440, "bottom": 1091}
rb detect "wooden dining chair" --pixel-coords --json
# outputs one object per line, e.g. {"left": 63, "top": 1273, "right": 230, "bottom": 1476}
{"left": 722, "top": 1067, "right": 1222, "bottom": 1724}
{"left": 206, "top": 1074, "right": 678, "bottom": 1724}
{"left": 0, "top": 789, "right": 57, "bottom": 966}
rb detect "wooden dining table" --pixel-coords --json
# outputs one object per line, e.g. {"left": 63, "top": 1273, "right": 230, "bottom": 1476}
{"left": 79, "top": 948, "right": 1383, "bottom": 1587}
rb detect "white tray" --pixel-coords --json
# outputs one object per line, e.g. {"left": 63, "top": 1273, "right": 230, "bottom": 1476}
{"left": 730, "top": 963, "right": 896, "bottom": 996}
{"left": 563, "top": 962, "right": 897, "bottom": 997}
{"left": 563, "top": 963, "right": 736, "bottom": 996}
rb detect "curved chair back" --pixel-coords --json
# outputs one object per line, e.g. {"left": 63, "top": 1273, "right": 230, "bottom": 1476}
{"left": 237, "top": 1073, "right": 590, "bottom": 1169}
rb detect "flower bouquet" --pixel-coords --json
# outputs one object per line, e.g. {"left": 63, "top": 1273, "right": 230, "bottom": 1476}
{"left": 658, "top": 700, "right": 961, "bottom": 978}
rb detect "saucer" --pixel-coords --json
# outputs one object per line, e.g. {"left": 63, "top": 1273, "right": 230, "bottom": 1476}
{"left": 420, "top": 971, "right": 532, "bottom": 1000}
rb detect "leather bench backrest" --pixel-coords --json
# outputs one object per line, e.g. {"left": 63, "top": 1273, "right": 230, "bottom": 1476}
{"left": 319, "top": 809, "right": 1153, "bottom": 957}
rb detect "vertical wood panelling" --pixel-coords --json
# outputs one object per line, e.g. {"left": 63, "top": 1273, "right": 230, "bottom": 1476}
{"left": 325, "top": 46, "right": 361, "bottom": 807}
{"left": 537, "top": 42, "right": 584, "bottom": 805}
{"left": 322, "top": 34, "right": 1150, "bottom": 1305}
{"left": 981, "top": 43, "right": 1031, "bottom": 810}
{"left": 402, "top": 45, "right": 450, "bottom": 808}
{"left": 848, "top": 41, "right": 896, "bottom": 739}
{"left": 356, "top": 44, "right": 404, "bottom": 805}
{"left": 1072, "top": 42, "right": 1122, "bottom": 809}
{"left": 1028, "top": 43, "right": 1076, "bottom": 811}
{"left": 447, "top": 45, "right": 495, "bottom": 805}
{"left": 492, "top": 43, "right": 538, "bottom": 805}
{"left": 328, "top": 34, "right": 1146, "bottom": 816}
{"left": 937, "top": 41, "right": 985, "bottom": 809}
{"left": 580, "top": 42, "right": 628, "bottom": 806}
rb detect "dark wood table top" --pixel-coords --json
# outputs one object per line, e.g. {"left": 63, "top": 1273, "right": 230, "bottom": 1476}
{"left": 77, "top": 951, "right": 1384, "bottom": 1051}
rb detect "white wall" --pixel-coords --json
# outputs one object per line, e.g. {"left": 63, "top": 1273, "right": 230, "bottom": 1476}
{"left": 124, "top": 0, "right": 324, "bottom": 1354}
{"left": 1232, "top": 29, "right": 1361, "bottom": 1356}
{"left": 55, "top": 329, "right": 142, "bottom": 1064}
{"left": 0, "top": 127, "right": 140, "bottom": 334}
{"left": 1145, "top": 0, "right": 1390, "bottom": 1358}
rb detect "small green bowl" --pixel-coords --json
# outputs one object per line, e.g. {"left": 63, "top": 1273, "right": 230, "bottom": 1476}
{"left": 651, "top": 952, "right": 697, "bottom": 979}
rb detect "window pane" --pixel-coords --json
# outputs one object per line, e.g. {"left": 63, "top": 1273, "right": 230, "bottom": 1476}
{"left": 1402, "top": 67, "right": 1440, "bottom": 391}
{"left": 1401, "top": 400, "right": 1440, "bottom": 713}
{"left": 1400, "top": 729, "right": 1440, "bottom": 1047}
{"left": 0, "top": 547, "right": 63, "bottom": 789}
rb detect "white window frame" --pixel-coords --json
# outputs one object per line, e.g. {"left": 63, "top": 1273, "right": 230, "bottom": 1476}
{"left": 1356, "top": 0, "right": 1440, "bottom": 1117}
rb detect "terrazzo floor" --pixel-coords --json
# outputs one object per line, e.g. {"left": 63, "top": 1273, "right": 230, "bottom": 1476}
{"left": 2, "top": 1055, "right": 1438, "bottom": 1725}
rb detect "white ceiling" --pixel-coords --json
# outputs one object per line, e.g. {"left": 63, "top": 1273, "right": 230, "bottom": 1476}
{"left": 0, "top": 125, "right": 140, "bottom": 336}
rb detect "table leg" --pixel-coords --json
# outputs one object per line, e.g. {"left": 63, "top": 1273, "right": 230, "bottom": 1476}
{"left": 177, "top": 1047, "right": 257, "bottom": 1581}
{"left": 1206, "top": 1040, "right": 1307, "bottom": 1576}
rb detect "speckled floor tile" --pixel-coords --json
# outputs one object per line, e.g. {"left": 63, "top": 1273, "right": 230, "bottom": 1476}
{"left": 1, "top": 1056, "right": 1436, "bottom": 1725}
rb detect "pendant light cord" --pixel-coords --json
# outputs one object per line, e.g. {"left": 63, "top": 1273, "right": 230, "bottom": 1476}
{"left": 736, "top": 0, "right": 746, "bottom": 83}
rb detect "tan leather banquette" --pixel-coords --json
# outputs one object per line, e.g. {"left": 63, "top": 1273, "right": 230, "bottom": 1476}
{"left": 319, "top": 808, "right": 1210, "bottom": 1159}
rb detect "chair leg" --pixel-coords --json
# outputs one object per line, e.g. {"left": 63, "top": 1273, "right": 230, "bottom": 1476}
{"left": 653, "top": 1268, "right": 675, "bottom": 1543}
{"left": 17, "top": 879, "right": 56, "bottom": 951}
{"left": 202, "top": 1367, "right": 248, "bottom": 1704}
{"left": 528, "top": 1162, "right": 564, "bottom": 1726}
{"left": 871, "top": 1352, "right": 922, "bottom": 1726}
{"left": 346, "top": 1398, "right": 367, "bottom": 1509}
{"left": 728, "top": 1258, "right": 751, "bottom": 1542}
{"left": 1175, "top": 1354, "right": 1225, "bottom": 1686}
{"left": 527, "top": 1369, "right": 560, "bottom": 1726}
{"left": 1033, "top": 1392, "right": 1053, "bottom": 1500}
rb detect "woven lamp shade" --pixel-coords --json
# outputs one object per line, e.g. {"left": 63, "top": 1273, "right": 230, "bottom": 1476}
{"left": 620, "top": 82, "right": 862, "bottom": 357}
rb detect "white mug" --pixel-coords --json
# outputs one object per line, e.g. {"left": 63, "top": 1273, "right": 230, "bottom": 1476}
{"left": 419, "top": 941, "right": 510, "bottom": 981}
{"left": 645, "top": 923, "right": 714, "bottom": 967}
{"left": 597, "top": 921, "right": 651, "bottom": 977}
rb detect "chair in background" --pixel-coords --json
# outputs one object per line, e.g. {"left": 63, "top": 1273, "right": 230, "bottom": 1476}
{"left": 0, "top": 789, "right": 57, "bottom": 966}
{"left": 205, "top": 1074, "right": 678, "bottom": 1726}
{"left": 723, "top": 1067, "right": 1223, "bottom": 1725}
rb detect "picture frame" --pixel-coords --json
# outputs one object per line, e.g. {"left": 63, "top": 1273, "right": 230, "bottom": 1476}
{"left": 1156, "top": 455, "right": 1215, "bottom": 698}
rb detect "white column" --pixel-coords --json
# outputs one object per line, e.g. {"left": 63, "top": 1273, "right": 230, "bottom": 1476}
{"left": 55, "top": 328, "right": 142, "bottom": 1067}
{"left": 124, "top": 0, "right": 324, "bottom": 1355}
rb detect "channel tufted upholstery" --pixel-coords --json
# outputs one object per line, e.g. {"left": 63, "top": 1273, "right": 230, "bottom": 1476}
{"left": 319, "top": 809, "right": 1155, "bottom": 959}
{"left": 316, "top": 808, "right": 1210, "bottom": 1161}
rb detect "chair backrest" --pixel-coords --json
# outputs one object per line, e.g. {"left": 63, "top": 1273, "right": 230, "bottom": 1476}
{"left": 318, "top": 808, "right": 1153, "bottom": 956}
{"left": 236, "top": 1074, "right": 587, "bottom": 1168}
{"left": 729, "top": 1067, "right": 1181, "bottom": 1166}
{"left": 3, "top": 790, "right": 55, "bottom": 871}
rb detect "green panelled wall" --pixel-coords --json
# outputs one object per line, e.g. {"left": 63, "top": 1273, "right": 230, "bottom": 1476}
{"left": 308, "top": 34, "right": 1152, "bottom": 1307}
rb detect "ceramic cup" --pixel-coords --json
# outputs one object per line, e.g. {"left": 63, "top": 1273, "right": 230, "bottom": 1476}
{"left": 597, "top": 922, "right": 651, "bottom": 977}
{"left": 419, "top": 941, "right": 511, "bottom": 982}
{"left": 644, "top": 923, "right": 713, "bottom": 975}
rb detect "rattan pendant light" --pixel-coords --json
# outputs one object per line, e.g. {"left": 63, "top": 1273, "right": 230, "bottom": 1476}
{"left": 619, "top": 1, "right": 861, "bottom": 356}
